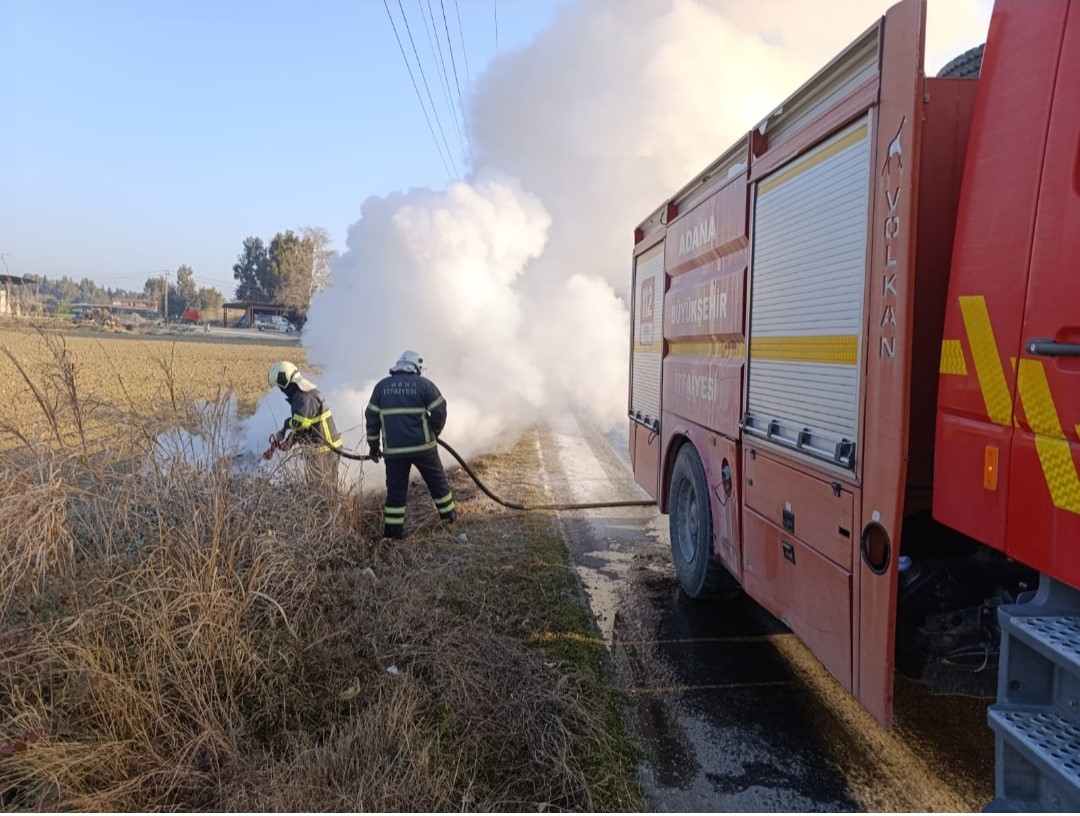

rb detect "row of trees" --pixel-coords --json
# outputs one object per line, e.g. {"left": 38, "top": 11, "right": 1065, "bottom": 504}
{"left": 35, "top": 276, "right": 115, "bottom": 306}
{"left": 141, "top": 266, "right": 225, "bottom": 319}
{"left": 29, "top": 224, "right": 334, "bottom": 321}
{"left": 232, "top": 226, "right": 334, "bottom": 313}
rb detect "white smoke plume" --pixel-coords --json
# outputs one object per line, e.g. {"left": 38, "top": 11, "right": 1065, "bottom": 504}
{"left": 240, "top": 0, "right": 990, "bottom": 471}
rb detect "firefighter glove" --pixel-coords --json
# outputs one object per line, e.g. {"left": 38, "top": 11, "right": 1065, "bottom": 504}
{"left": 369, "top": 441, "right": 381, "bottom": 463}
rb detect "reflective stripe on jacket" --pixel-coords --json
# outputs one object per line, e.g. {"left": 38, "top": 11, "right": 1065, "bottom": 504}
{"left": 365, "top": 372, "right": 447, "bottom": 458}
{"left": 283, "top": 386, "right": 342, "bottom": 452}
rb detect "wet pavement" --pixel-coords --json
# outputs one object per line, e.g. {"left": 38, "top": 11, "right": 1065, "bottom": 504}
{"left": 534, "top": 412, "right": 994, "bottom": 812}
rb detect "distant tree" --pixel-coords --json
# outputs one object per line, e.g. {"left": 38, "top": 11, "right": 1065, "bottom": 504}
{"left": 76, "top": 277, "right": 109, "bottom": 304}
{"left": 194, "top": 286, "right": 225, "bottom": 321}
{"left": 233, "top": 237, "right": 273, "bottom": 302}
{"left": 143, "top": 275, "right": 169, "bottom": 316}
{"left": 268, "top": 230, "right": 308, "bottom": 311}
{"left": 302, "top": 225, "right": 335, "bottom": 298}
{"left": 175, "top": 265, "right": 197, "bottom": 313}
{"left": 41, "top": 276, "right": 81, "bottom": 304}
{"left": 269, "top": 226, "right": 336, "bottom": 315}
{"left": 106, "top": 286, "right": 141, "bottom": 300}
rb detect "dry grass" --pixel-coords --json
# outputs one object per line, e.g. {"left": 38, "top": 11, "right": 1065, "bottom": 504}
{"left": 0, "top": 330, "right": 641, "bottom": 811}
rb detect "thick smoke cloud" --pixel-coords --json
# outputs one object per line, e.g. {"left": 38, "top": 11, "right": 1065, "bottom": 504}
{"left": 241, "top": 0, "right": 990, "bottom": 470}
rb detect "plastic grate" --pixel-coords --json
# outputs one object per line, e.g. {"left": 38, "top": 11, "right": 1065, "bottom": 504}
{"left": 995, "top": 708, "right": 1080, "bottom": 785}
{"left": 1013, "top": 616, "right": 1080, "bottom": 668}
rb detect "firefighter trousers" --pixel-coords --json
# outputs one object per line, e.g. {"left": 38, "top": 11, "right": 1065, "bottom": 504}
{"left": 383, "top": 448, "right": 455, "bottom": 538}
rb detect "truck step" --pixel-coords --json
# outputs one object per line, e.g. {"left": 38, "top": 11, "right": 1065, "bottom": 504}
{"left": 991, "top": 580, "right": 1080, "bottom": 811}
{"left": 988, "top": 705, "right": 1080, "bottom": 810}
{"left": 1004, "top": 615, "right": 1080, "bottom": 678}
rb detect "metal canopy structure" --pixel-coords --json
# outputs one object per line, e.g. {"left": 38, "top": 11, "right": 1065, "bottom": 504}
{"left": 222, "top": 301, "right": 291, "bottom": 329}
{"left": 0, "top": 274, "right": 40, "bottom": 317}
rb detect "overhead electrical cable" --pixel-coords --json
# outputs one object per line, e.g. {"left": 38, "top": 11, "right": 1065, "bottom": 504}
{"left": 453, "top": 0, "right": 474, "bottom": 100}
{"left": 382, "top": 0, "right": 455, "bottom": 181}
{"left": 417, "top": 0, "right": 466, "bottom": 165}
{"left": 441, "top": 0, "right": 473, "bottom": 165}
{"left": 397, "top": 0, "right": 460, "bottom": 179}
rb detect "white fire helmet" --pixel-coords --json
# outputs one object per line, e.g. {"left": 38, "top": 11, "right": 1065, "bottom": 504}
{"left": 268, "top": 360, "right": 300, "bottom": 389}
{"left": 391, "top": 350, "right": 424, "bottom": 375}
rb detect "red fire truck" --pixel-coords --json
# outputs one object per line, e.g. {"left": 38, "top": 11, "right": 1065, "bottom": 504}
{"left": 628, "top": 0, "right": 1079, "bottom": 808}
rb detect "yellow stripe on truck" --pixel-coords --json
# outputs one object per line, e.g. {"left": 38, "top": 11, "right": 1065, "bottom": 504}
{"left": 958, "top": 295, "right": 1013, "bottom": 427}
{"left": 939, "top": 339, "right": 968, "bottom": 375}
{"left": 667, "top": 341, "right": 745, "bottom": 358}
{"left": 757, "top": 124, "right": 869, "bottom": 196}
{"left": 1016, "top": 359, "right": 1080, "bottom": 515}
{"left": 750, "top": 335, "right": 858, "bottom": 366}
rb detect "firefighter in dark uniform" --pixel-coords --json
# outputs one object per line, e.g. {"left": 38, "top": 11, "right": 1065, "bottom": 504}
{"left": 265, "top": 361, "right": 343, "bottom": 486}
{"left": 365, "top": 350, "right": 455, "bottom": 539}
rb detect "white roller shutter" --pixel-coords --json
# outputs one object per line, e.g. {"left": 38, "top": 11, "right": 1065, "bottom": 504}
{"left": 630, "top": 243, "right": 664, "bottom": 429}
{"left": 745, "top": 117, "right": 871, "bottom": 469}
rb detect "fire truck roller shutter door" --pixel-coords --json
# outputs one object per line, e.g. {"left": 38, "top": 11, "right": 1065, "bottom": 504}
{"left": 745, "top": 117, "right": 872, "bottom": 468}
{"left": 631, "top": 242, "right": 665, "bottom": 429}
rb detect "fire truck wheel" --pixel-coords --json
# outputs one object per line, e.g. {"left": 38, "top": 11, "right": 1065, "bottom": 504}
{"left": 669, "top": 443, "right": 736, "bottom": 599}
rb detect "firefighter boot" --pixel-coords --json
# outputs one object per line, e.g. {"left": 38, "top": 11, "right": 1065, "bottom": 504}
{"left": 383, "top": 525, "right": 404, "bottom": 540}
{"left": 441, "top": 509, "right": 456, "bottom": 524}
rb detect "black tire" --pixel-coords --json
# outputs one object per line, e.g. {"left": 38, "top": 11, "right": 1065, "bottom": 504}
{"left": 669, "top": 443, "right": 739, "bottom": 599}
{"left": 937, "top": 43, "right": 984, "bottom": 78}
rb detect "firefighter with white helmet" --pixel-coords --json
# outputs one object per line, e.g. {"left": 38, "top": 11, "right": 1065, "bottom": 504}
{"left": 365, "top": 350, "right": 455, "bottom": 539}
{"left": 265, "top": 360, "right": 343, "bottom": 484}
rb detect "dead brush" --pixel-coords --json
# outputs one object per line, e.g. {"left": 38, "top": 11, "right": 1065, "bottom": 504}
{"left": 0, "top": 464, "right": 77, "bottom": 619}
{"left": 0, "top": 430, "right": 374, "bottom": 810}
{"left": 0, "top": 333, "right": 638, "bottom": 811}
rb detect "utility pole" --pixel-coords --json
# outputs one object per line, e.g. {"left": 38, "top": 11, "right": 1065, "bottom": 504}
{"left": 162, "top": 270, "right": 170, "bottom": 323}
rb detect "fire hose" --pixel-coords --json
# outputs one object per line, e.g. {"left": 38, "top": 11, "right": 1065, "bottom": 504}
{"left": 318, "top": 436, "right": 657, "bottom": 513}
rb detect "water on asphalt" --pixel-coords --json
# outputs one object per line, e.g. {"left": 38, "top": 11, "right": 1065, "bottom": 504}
{"left": 534, "top": 413, "right": 994, "bottom": 812}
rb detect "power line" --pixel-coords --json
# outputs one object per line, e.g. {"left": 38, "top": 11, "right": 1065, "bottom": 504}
{"left": 397, "top": 0, "right": 460, "bottom": 179}
{"left": 441, "top": 0, "right": 473, "bottom": 165}
{"left": 382, "top": 0, "right": 455, "bottom": 182}
{"left": 418, "top": 0, "right": 466, "bottom": 166}
{"left": 453, "top": 0, "right": 474, "bottom": 100}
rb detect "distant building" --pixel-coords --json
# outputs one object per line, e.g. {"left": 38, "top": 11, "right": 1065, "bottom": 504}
{"left": 111, "top": 296, "right": 156, "bottom": 311}
{"left": 0, "top": 274, "right": 40, "bottom": 317}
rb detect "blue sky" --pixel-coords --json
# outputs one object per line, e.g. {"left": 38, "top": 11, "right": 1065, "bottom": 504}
{"left": 2, "top": 1, "right": 560, "bottom": 294}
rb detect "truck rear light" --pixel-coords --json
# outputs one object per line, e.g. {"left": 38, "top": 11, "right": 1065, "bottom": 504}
{"left": 860, "top": 522, "right": 891, "bottom": 575}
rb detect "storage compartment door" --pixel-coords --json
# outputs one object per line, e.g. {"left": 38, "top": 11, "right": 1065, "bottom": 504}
{"left": 631, "top": 243, "right": 665, "bottom": 430}
{"left": 745, "top": 117, "right": 872, "bottom": 470}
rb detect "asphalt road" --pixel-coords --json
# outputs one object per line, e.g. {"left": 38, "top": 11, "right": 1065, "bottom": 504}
{"left": 534, "top": 412, "right": 995, "bottom": 812}
{"left": 58, "top": 324, "right": 301, "bottom": 346}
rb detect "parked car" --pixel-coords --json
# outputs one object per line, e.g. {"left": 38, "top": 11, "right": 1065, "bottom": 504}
{"left": 256, "top": 315, "right": 295, "bottom": 333}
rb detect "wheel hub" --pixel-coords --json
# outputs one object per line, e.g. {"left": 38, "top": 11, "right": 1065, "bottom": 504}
{"left": 676, "top": 477, "right": 698, "bottom": 564}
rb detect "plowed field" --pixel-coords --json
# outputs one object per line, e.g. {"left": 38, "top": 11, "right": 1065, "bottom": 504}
{"left": 0, "top": 326, "right": 302, "bottom": 450}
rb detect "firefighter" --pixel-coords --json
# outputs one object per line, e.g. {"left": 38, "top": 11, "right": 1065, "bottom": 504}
{"left": 365, "top": 350, "right": 455, "bottom": 539}
{"left": 266, "top": 361, "right": 343, "bottom": 486}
